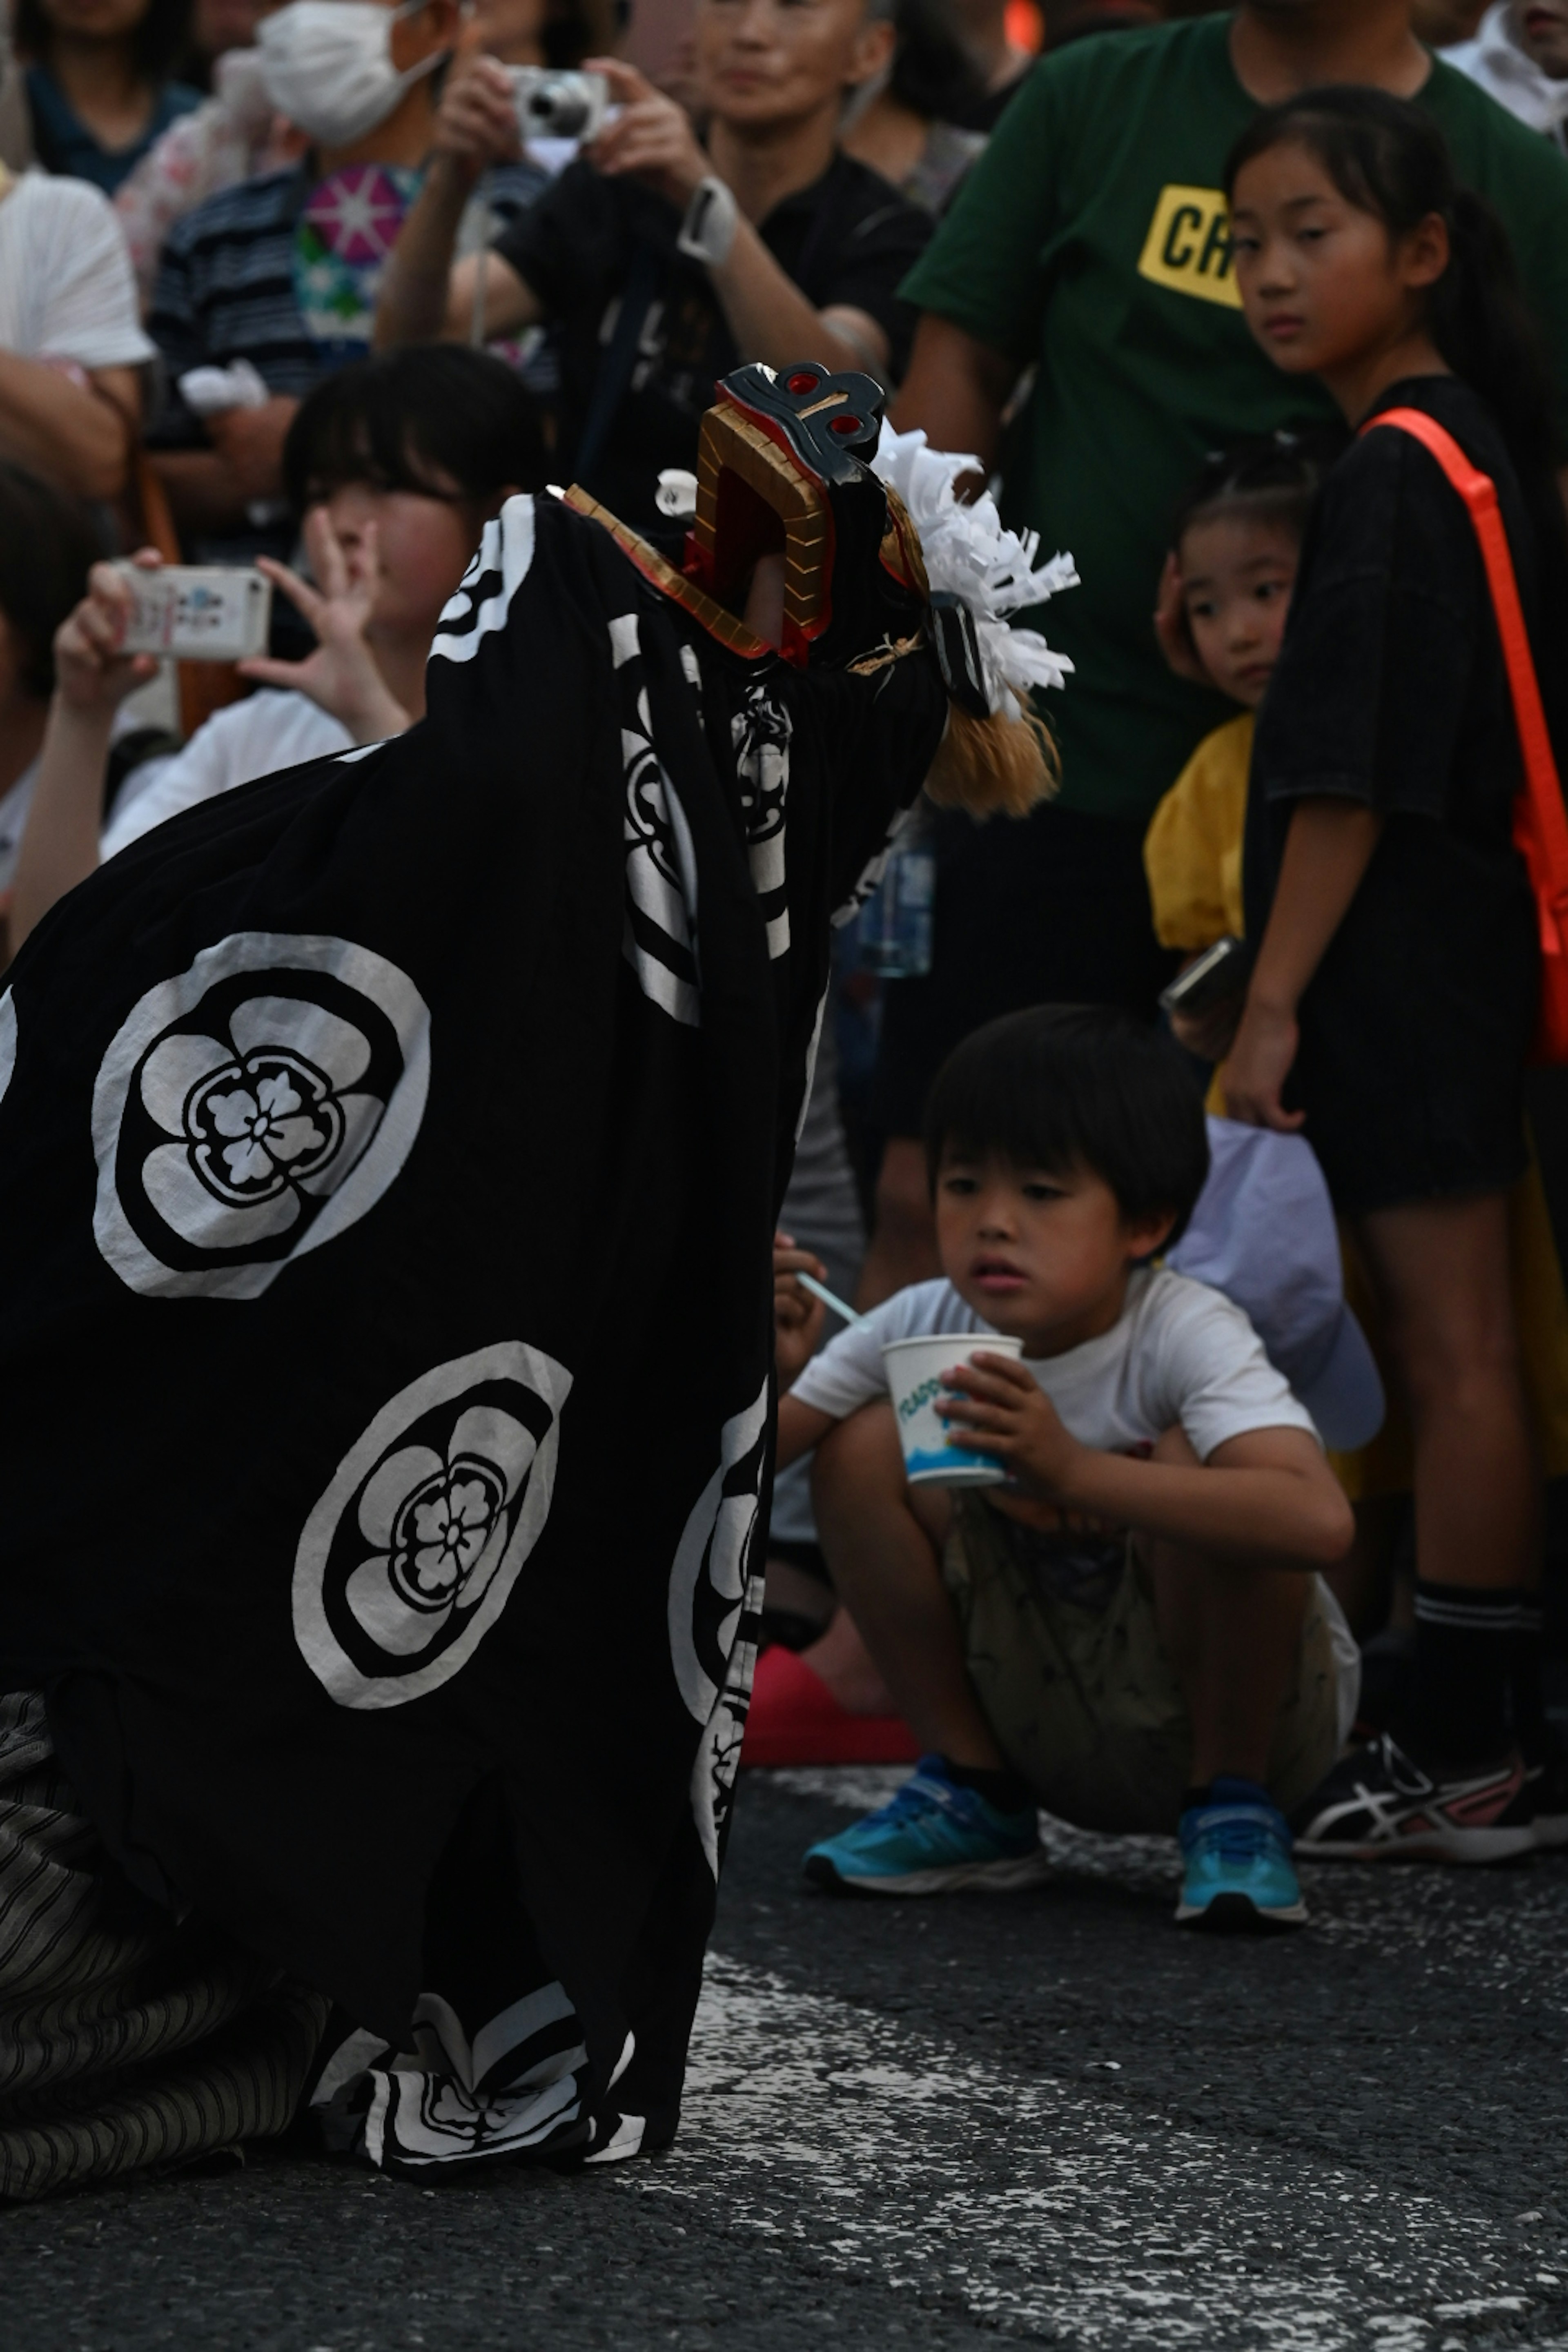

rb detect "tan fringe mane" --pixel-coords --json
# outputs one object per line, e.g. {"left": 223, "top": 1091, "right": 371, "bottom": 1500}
{"left": 923, "top": 703, "right": 1059, "bottom": 822}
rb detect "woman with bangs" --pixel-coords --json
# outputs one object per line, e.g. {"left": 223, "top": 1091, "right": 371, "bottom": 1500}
{"left": 9, "top": 342, "right": 546, "bottom": 951}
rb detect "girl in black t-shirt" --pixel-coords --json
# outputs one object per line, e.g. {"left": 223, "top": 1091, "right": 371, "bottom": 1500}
{"left": 1210, "top": 89, "right": 1568, "bottom": 1862}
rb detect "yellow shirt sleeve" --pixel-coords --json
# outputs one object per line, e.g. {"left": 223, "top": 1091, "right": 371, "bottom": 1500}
{"left": 1142, "top": 710, "right": 1254, "bottom": 951}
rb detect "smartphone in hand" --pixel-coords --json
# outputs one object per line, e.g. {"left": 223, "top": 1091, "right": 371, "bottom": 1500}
{"left": 112, "top": 564, "right": 272, "bottom": 662}
{"left": 1159, "top": 934, "right": 1252, "bottom": 1019}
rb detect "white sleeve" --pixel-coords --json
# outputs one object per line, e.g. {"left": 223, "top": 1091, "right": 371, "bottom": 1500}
{"left": 100, "top": 718, "right": 243, "bottom": 856}
{"left": 100, "top": 696, "right": 350, "bottom": 857}
{"left": 33, "top": 180, "right": 155, "bottom": 369}
{"left": 788, "top": 1280, "right": 980, "bottom": 1422}
{"left": 1145, "top": 1277, "right": 1320, "bottom": 1461}
{"left": 788, "top": 1320, "right": 889, "bottom": 1421}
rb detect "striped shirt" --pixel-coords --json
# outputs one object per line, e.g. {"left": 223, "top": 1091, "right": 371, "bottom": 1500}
{"left": 147, "top": 155, "right": 547, "bottom": 450}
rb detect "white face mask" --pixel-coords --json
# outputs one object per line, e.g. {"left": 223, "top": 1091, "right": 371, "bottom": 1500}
{"left": 259, "top": 0, "right": 443, "bottom": 149}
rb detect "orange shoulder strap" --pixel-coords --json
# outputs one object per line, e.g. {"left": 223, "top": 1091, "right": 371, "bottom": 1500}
{"left": 1362, "top": 406, "right": 1568, "bottom": 1056}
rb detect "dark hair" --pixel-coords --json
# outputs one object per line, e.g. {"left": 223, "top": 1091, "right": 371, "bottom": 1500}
{"left": 923, "top": 1005, "right": 1211, "bottom": 1248}
{"left": 882, "top": 0, "right": 986, "bottom": 125}
{"left": 1169, "top": 427, "right": 1342, "bottom": 557}
{"left": 282, "top": 347, "right": 549, "bottom": 516}
{"left": 16, "top": 0, "right": 193, "bottom": 84}
{"left": 541, "top": 0, "right": 607, "bottom": 69}
{"left": 0, "top": 462, "right": 103, "bottom": 701}
{"left": 1224, "top": 86, "right": 1560, "bottom": 483}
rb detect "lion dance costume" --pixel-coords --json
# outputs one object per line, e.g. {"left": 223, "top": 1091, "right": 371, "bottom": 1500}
{"left": 0, "top": 366, "right": 1071, "bottom": 2194}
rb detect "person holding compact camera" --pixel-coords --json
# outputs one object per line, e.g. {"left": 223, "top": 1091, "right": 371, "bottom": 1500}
{"left": 142, "top": 0, "right": 548, "bottom": 572}
{"left": 373, "top": 0, "right": 934, "bottom": 535}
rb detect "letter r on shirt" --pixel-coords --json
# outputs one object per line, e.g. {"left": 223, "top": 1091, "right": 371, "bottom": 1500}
{"left": 1137, "top": 187, "right": 1242, "bottom": 310}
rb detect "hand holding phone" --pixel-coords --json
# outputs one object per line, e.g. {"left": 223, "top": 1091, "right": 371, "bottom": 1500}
{"left": 1158, "top": 935, "right": 1252, "bottom": 1018}
{"left": 1160, "top": 935, "right": 1252, "bottom": 1066}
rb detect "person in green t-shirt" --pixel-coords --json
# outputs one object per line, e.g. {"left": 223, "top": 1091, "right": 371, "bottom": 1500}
{"left": 857, "top": 0, "right": 1568, "bottom": 1303}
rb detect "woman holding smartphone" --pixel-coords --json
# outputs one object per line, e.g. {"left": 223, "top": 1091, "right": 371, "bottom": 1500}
{"left": 10, "top": 343, "right": 545, "bottom": 952}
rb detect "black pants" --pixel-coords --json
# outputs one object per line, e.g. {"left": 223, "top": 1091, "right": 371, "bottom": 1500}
{"left": 870, "top": 800, "right": 1178, "bottom": 1138}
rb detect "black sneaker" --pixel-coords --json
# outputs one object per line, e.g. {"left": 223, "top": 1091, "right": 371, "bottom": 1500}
{"left": 1291, "top": 1733, "right": 1535, "bottom": 1864}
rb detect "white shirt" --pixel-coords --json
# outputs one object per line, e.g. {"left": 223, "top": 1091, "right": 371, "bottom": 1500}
{"left": 1448, "top": 6, "right": 1568, "bottom": 145}
{"left": 102, "top": 690, "right": 353, "bottom": 857}
{"left": 791, "top": 1266, "right": 1319, "bottom": 1462}
{"left": 0, "top": 171, "right": 154, "bottom": 368}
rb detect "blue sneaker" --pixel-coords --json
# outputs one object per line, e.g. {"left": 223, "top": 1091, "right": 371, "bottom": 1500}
{"left": 803, "top": 1757, "right": 1046, "bottom": 1895}
{"left": 1176, "top": 1779, "right": 1307, "bottom": 1931}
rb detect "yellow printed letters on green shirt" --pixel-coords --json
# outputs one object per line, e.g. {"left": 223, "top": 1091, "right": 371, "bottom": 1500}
{"left": 1137, "top": 185, "right": 1241, "bottom": 310}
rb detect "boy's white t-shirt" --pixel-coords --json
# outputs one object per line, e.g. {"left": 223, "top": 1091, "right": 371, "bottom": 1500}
{"left": 101, "top": 690, "right": 353, "bottom": 858}
{"left": 790, "top": 1265, "right": 1319, "bottom": 1461}
{"left": 793, "top": 1266, "right": 1360, "bottom": 1743}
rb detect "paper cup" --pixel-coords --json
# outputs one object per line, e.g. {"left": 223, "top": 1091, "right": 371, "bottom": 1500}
{"left": 881, "top": 1332, "right": 1026, "bottom": 1489}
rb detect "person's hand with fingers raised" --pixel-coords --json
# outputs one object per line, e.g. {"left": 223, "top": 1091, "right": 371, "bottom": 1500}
{"left": 1220, "top": 996, "right": 1305, "bottom": 1133}
{"left": 939, "top": 1353, "right": 1087, "bottom": 1499}
{"left": 773, "top": 1229, "right": 828, "bottom": 1387}
{"left": 432, "top": 47, "right": 523, "bottom": 185}
{"left": 584, "top": 57, "right": 711, "bottom": 210}
{"left": 53, "top": 550, "right": 162, "bottom": 721}
{"left": 241, "top": 509, "right": 412, "bottom": 746}
{"left": 1153, "top": 549, "right": 1212, "bottom": 688}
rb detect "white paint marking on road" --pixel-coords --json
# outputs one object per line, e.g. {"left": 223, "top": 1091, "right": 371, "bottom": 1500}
{"left": 628, "top": 1950, "right": 1566, "bottom": 2352}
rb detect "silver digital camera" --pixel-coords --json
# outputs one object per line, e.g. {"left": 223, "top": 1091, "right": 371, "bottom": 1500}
{"left": 510, "top": 67, "right": 610, "bottom": 144}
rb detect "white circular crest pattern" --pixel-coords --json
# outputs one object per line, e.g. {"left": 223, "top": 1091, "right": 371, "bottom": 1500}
{"left": 294, "top": 1341, "right": 572, "bottom": 1709}
{"left": 92, "top": 932, "right": 430, "bottom": 1299}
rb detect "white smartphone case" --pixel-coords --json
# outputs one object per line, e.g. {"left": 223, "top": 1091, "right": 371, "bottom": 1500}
{"left": 114, "top": 565, "right": 273, "bottom": 662}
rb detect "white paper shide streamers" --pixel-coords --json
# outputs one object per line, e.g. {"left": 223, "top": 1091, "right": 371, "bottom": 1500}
{"left": 872, "top": 423, "right": 1078, "bottom": 724}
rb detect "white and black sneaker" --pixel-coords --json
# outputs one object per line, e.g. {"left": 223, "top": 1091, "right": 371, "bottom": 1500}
{"left": 1292, "top": 1733, "right": 1535, "bottom": 1864}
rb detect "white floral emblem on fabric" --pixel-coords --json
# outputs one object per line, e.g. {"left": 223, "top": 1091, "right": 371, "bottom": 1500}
{"left": 294, "top": 1340, "right": 571, "bottom": 1708}
{"left": 430, "top": 492, "right": 537, "bottom": 666}
{"left": 92, "top": 933, "right": 429, "bottom": 1300}
{"left": 0, "top": 990, "right": 16, "bottom": 1112}
{"left": 611, "top": 610, "right": 701, "bottom": 1025}
{"left": 667, "top": 1378, "right": 770, "bottom": 1875}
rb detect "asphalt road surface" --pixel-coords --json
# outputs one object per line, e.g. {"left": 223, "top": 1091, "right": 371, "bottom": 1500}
{"left": 8, "top": 1764, "right": 1568, "bottom": 2352}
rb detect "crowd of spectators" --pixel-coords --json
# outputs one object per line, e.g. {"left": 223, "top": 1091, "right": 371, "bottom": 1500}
{"left": 6, "top": 0, "right": 1568, "bottom": 1959}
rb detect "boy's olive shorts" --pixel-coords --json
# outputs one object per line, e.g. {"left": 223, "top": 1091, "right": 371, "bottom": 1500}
{"left": 941, "top": 1494, "right": 1344, "bottom": 1836}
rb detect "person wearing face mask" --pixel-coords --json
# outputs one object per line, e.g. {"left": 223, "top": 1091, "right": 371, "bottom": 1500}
{"left": 373, "top": 0, "right": 935, "bottom": 539}
{"left": 9, "top": 342, "right": 547, "bottom": 952}
{"left": 1448, "top": 2, "right": 1568, "bottom": 146}
{"left": 141, "top": 0, "right": 546, "bottom": 571}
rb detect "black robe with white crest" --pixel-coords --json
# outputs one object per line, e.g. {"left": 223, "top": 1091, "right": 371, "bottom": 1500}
{"left": 0, "top": 486, "right": 947, "bottom": 2172}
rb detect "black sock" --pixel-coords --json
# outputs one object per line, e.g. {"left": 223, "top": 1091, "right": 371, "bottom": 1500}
{"left": 940, "top": 1756, "right": 1035, "bottom": 1814}
{"left": 1512, "top": 1598, "right": 1546, "bottom": 1760}
{"left": 1407, "top": 1580, "right": 1522, "bottom": 1767}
